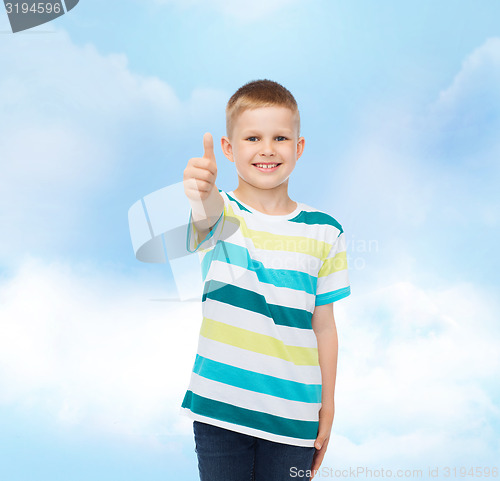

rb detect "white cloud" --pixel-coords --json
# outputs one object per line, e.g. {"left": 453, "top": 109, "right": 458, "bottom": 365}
{"left": 0, "top": 28, "right": 228, "bottom": 267}
{"left": 334, "top": 37, "right": 500, "bottom": 274}
{"left": 321, "top": 280, "right": 500, "bottom": 468}
{"left": 433, "top": 37, "right": 500, "bottom": 127}
{"left": 0, "top": 255, "right": 201, "bottom": 443}
{"left": 423, "top": 36, "right": 500, "bottom": 173}
{"left": 0, "top": 256, "right": 498, "bottom": 463}
{"left": 319, "top": 37, "right": 500, "bottom": 468}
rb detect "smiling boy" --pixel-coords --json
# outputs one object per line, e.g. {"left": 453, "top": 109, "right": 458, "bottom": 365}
{"left": 182, "top": 79, "right": 351, "bottom": 481}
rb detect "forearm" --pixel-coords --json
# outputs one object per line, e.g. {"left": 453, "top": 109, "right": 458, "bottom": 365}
{"left": 316, "top": 324, "right": 338, "bottom": 410}
{"left": 311, "top": 304, "right": 339, "bottom": 472}
{"left": 190, "top": 186, "right": 224, "bottom": 239}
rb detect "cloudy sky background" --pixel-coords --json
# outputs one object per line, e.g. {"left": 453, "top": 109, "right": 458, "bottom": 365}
{"left": 1, "top": 1, "right": 499, "bottom": 479}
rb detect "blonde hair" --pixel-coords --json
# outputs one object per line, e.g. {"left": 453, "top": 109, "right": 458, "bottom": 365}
{"left": 225, "top": 79, "right": 300, "bottom": 139}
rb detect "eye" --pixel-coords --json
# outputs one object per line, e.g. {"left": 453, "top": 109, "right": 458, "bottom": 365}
{"left": 246, "top": 136, "right": 259, "bottom": 142}
{"left": 275, "top": 136, "right": 287, "bottom": 141}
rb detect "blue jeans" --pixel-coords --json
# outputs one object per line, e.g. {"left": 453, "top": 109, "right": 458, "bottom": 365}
{"left": 193, "top": 421, "right": 316, "bottom": 481}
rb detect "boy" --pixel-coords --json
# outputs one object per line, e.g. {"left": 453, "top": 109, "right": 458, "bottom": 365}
{"left": 182, "top": 79, "right": 351, "bottom": 481}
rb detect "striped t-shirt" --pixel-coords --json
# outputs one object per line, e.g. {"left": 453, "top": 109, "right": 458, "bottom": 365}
{"left": 181, "top": 189, "right": 351, "bottom": 447}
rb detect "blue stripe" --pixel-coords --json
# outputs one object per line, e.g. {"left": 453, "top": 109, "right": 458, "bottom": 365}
{"left": 201, "top": 241, "right": 317, "bottom": 295}
{"left": 182, "top": 390, "right": 319, "bottom": 440}
{"left": 315, "top": 286, "right": 351, "bottom": 305}
{"left": 194, "top": 355, "right": 321, "bottom": 403}
{"left": 289, "top": 210, "right": 344, "bottom": 234}
{"left": 226, "top": 192, "right": 252, "bottom": 213}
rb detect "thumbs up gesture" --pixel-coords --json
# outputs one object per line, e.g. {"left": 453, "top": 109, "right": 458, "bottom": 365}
{"left": 183, "top": 132, "right": 218, "bottom": 202}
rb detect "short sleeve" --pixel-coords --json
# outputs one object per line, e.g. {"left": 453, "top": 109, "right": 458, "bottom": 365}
{"left": 315, "top": 229, "right": 351, "bottom": 305}
{"left": 186, "top": 202, "right": 225, "bottom": 254}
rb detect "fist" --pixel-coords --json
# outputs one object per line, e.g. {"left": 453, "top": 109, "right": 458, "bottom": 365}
{"left": 183, "top": 132, "right": 218, "bottom": 202}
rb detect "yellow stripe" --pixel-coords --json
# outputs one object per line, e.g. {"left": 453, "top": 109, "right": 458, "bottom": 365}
{"left": 227, "top": 205, "right": 328, "bottom": 258}
{"left": 200, "top": 317, "right": 319, "bottom": 366}
{"left": 318, "top": 251, "right": 347, "bottom": 277}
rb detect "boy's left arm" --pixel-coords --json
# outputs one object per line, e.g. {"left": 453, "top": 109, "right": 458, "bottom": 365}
{"left": 310, "top": 302, "right": 338, "bottom": 477}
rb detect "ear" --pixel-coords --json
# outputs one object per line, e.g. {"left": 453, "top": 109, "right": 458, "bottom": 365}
{"left": 221, "top": 136, "right": 234, "bottom": 162}
{"left": 296, "top": 137, "right": 305, "bottom": 160}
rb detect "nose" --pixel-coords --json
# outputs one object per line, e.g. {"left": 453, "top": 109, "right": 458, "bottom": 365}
{"left": 259, "top": 140, "right": 276, "bottom": 157}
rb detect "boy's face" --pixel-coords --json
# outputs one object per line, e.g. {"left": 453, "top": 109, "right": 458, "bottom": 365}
{"left": 221, "top": 106, "right": 305, "bottom": 193}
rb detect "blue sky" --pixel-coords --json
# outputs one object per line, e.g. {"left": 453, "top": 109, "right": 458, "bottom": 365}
{"left": 1, "top": 1, "right": 499, "bottom": 479}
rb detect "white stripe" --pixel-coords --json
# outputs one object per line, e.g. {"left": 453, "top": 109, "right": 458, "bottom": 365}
{"left": 251, "top": 249, "right": 322, "bottom": 273}
{"left": 196, "top": 336, "right": 322, "bottom": 384}
{"left": 189, "top": 372, "right": 320, "bottom": 421}
{"left": 316, "top": 270, "right": 350, "bottom": 296}
{"left": 203, "top": 298, "right": 318, "bottom": 348}
{"left": 179, "top": 409, "right": 316, "bottom": 447}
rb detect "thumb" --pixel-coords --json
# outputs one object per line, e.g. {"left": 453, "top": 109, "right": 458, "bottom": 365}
{"left": 203, "top": 132, "right": 216, "bottom": 162}
{"left": 315, "top": 433, "right": 328, "bottom": 450}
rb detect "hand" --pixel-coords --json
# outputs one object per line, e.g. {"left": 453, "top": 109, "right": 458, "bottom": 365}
{"left": 183, "top": 132, "right": 218, "bottom": 202}
{"left": 310, "top": 406, "right": 334, "bottom": 479}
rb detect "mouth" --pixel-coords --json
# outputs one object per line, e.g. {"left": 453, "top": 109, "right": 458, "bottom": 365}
{"left": 252, "top": 162, "right": 282, "bottom": 172}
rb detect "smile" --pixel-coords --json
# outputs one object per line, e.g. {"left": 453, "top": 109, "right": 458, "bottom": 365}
{"left": 253, "top": 163, "right": 281, "bottom": 172}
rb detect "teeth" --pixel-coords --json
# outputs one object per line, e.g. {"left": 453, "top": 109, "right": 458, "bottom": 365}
{"left": 255, "top": 164, "right": 278, "bottom": 169}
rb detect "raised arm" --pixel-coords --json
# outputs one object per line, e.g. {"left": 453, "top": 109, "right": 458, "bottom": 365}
{"left": 183, "top": 132, "right": 224, "bottom": 244}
